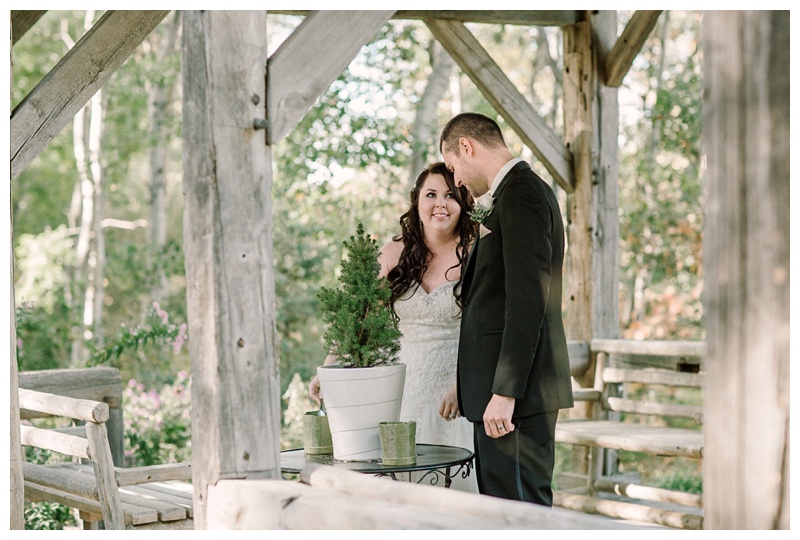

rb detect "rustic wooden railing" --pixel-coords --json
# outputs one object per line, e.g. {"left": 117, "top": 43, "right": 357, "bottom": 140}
{"left": 555, "top": 338, "right": 705, "bottom": 530}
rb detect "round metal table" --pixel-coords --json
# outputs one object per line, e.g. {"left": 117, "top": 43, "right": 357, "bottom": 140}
{"left": 281, "top": 443, "right": 474, "bottom": 488}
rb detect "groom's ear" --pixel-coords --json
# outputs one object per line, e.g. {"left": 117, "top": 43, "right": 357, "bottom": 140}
{"left": 459, "top": 137, "right": 474, "bottom": 157}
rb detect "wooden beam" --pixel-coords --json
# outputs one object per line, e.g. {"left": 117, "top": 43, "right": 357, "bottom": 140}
{"left": 270, "top": 10, "right": 579, "bottom": 26}
{"left": 604, "top": 10, "right": 662, "bottom": 87}
{"left": 267, "top": 10, "right": 395, "bottom": 144}
{"left": 591, "top": 338, "right": 706, "bottom": 358}
{"left": 10, "top": 10, "right": 169, "bottom": 181}
{"left": 206, "top": 473, "right": 638, "bottom": 529}
{"left": 426, "top": 19, "right": 573, "bottom": 192}
{"left": 11, "top": 10, "right": 47, "bottom": 44}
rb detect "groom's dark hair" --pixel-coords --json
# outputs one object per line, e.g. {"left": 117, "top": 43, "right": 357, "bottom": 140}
{"left": 440, "top": 112, "right": 507, "bottom": 155}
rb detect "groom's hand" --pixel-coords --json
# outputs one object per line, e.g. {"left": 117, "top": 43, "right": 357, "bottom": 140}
{"left": 439, "top": 383, "right": 460, "bottom": 421}
{"left": 483, "top": 394, "right": 515, "bottom": 438}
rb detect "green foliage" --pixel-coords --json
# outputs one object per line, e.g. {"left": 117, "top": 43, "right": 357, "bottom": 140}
{"left": 617, "top": 10, "right": 704, "bottom": 340}
{"left": 657, "top": 469, "right": 703, "bottom": 493}
{"left": 123, "top": 371, "right": 192, "bottom": 467}
{"left": 318, "top": 224, "right": 402, "bottom": 368}
{"left": 15, "top": 299, "right": 71, "bottom": 372}
{"left": 617, "top": 451, "right": 702, "bottom": 494}
{"left": 21, "top": 418, "right": 78, "bottom": 530}
{"left": 86, "top": 302, "right": 187, "bottom": 371}
{"left": 24, "top": 501, "right": 76, "bottom": 530}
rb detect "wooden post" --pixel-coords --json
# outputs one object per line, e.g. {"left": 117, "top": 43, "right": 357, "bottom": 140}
{"left": 702, "top": 11, "right": 790, "bottom": 529}
{"left": 10, "top": 258, "right": 24, "bottom": 529}
{"left": 10, "top": 12, "right": 25, "bottom": 527}
{"left": 561, "top": 11, "right": 620, "bottom": 489}
{"left": 182, "top": 11, "right": 281, "bottom": 529}
{"left": 563, "top": 13, "right": 620, "bottom": 387}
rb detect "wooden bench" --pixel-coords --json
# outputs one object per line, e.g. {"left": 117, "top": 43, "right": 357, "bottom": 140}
{"left": 19, "top": 382, "right": 193, "bottom": 529}
{"left": 554, "top": 339, "right": 705, "bottom": 529}
{"left": 19, "top": 367, "right": 126, "bottom": 466}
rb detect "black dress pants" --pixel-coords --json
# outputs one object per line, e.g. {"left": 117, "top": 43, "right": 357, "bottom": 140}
{"left": 473, "top": 410, "right": 559, "bottom": 506}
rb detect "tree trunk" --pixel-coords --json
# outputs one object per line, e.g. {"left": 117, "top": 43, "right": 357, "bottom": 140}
{"left": 68, "top": 11, "right": 100, "bottom": 366}
{"left": 147, "top": 11, "right": 181, "bottom": 302}
{"left": 408, "top": 39, "right": 453, "bottom": 188}
{"left": 88, "top": 88, "right": 105, "bottom": 342}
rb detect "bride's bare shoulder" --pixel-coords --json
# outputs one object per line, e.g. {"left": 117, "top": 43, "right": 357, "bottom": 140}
{"left": 378, "top": 237, "right": 403, "bottom": 277}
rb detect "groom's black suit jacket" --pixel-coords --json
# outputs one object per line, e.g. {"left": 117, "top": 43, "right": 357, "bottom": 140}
{"left": 457, "top": 161, "right": 574, "bottom": 422}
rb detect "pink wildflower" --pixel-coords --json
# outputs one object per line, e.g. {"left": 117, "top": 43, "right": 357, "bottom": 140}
{"left": 173, "top": 323, "right": 187, "bottom": 354}
{"left": 153, "top": 301, "right": 169, "bottom": 325}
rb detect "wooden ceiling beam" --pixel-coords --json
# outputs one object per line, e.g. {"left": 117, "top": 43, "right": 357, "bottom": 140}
{"left": 426, "top": 19, "right": 573, "bottom": 193}
{"left": 11, "top": 10, "right": 169, "bottom": 181}
{"left": 604, "top": 10, "right": 662, "bottom": 87}
{"left": 270, "top": 10, "right": 579, "bottom": 27}
{"left": 267, "top": 10, "right": 395, "bottom": 144}
{"left": 11, "top": 10, "right": 47, "bottom": 45}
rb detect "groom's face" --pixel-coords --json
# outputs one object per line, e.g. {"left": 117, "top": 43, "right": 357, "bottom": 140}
{"left": 442, "top": 141, "right": 486, "bottom": 198}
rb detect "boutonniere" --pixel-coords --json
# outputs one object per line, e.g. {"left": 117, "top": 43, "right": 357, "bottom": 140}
{"left": 468, "top": 193, "right": 494, "bottom": 224}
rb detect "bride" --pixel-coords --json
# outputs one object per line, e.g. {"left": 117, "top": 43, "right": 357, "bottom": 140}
{"left": 309, "top": 162, "right": 478, "bottom": 492}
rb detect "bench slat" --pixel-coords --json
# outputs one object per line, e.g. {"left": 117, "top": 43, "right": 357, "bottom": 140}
{"left": 594, "top": 477, "right": 703, "bottom": 508}
{"left": 555, "top": 420, "right": 703, "bottom": 458}
{"left": 603, "top": 367, "right": 704, "bottom": 387}
{"left": 124, "top": 484, "right": 194, "bottom": 518}
{"left": 554, "top": 491, "right": 703, "bottom": 530}
{"left": 606, "top": 397, "right": 704, "bottom": 423}
{"left": 50, "top": 462, "right": 190, "bottom": 522}
{"left": 24, "top": 481, "right": 158, "bottom": 526}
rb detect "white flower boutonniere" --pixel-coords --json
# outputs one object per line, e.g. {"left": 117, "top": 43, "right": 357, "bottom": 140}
{"left": 469, "top": 193, "right": 494, "bottom": 224}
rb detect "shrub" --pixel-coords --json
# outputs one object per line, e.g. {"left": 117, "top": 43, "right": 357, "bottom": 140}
{"left": 317, "top": 223, "right": 401, "bottom": 368}
{"left": 124, "top": 371, "right": 192, "bottom": 467}
{"left": 24, "top": 501, "right": 76, "bottom": 530}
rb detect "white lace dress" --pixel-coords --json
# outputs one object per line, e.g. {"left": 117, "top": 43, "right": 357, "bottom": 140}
{"left": 394, "top": 281, "right": 478, "bottom": 492}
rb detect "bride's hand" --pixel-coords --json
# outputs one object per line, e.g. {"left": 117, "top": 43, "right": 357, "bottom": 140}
{"left": 308, "top": 375, "right": 322, "bottom": 404}
{"left": 438, "top": 383, "right": 460, "bottom": 421}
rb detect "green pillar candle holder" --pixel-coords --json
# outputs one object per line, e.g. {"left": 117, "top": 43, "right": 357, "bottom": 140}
{"left": 379, "top": 420, "right": 416, "bottom": 466}
{"left": 303, "top": 412, "right": 333, "bottom": 455}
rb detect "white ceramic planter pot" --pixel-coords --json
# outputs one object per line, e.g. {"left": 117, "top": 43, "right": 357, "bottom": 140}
{"left": 316, "top": 363, "right": 406, "bottom": 461}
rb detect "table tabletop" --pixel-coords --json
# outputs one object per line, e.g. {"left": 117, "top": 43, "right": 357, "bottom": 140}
{"left": 280, "top": 443, "right": 474, "bottom": 476}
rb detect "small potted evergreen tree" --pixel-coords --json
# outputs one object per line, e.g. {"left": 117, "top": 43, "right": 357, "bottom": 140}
{"left": 316, "top": 223, "right": 405, "bottom": 461}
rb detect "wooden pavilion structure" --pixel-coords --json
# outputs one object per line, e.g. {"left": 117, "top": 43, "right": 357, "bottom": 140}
{"left": 9, "top": 10, "right": 789, "bottom": 529}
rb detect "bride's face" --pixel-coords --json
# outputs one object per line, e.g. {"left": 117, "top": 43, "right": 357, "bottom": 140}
{"left": 417, "top": 173, "right": 461, "bottom": 236}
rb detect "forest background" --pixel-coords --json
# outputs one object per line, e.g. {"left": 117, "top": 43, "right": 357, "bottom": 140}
{"left": 10, "top": 11, "right": 703, "bottom": 456}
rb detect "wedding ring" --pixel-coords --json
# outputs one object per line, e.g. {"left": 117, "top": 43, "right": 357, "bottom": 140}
{"left": 498, "top": 425, "right": 505, "bottom": 431}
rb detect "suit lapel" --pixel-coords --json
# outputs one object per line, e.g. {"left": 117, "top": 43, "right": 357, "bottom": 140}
{"left": 461, "top": 162, "right": 530, "bottom": 301}
{"left": 461, "top": 236, "right": 478, "bottom": 298}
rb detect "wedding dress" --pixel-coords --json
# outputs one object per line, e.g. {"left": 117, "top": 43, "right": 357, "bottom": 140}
{"left": 394, "top": 281, "right": 478, "bottom": 493}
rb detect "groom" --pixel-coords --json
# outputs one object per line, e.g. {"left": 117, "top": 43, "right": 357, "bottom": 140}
{"left": 439, "top": 112, "right": 573, "bottom": 505}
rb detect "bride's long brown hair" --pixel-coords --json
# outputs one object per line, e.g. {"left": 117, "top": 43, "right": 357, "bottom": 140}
{"left": 388, "top": 162, "right": 476, "bottom": 315}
